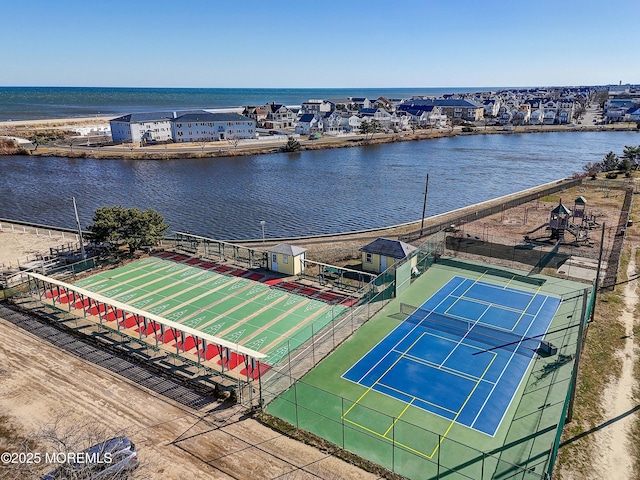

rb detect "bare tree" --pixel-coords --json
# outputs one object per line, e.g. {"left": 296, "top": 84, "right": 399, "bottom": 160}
{"left": 1, "top": 416, "right": 150, "bottom": 480}
{"left": 228, "top": 135, "right": 240, "bottom": 155}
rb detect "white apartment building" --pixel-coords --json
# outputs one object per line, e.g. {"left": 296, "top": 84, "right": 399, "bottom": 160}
{"left": 172, "top": 112, "right": 256, "bottom": 142}
{"left": 110, "top": 112, "right": 174, "bottom": 144}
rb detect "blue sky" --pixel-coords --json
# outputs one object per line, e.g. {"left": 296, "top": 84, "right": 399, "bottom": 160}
{"left": 2, "top": 0, "right": 638, "bottom": 88}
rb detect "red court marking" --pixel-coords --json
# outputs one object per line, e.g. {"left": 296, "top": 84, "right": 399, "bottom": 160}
{"left": 317, "top": 291, "right": 339, "bottom": 300}
{"left": 74, "top": 298, "right": 90, "bottom": 309}
{"left": 45, "top": 287, "right": 63, "bottom": 299}
{"left": 264, "top": 278, "right": 283, "bottom": 286}
{"left": 230, "top": 269, "right": 248, "bottom": 277}
{"left": 174, "top": 336, "right": 200, "bottom": 352}
{"left": 300, "top": 287, "right": 319, "bottom": 296}
{"left": 155, "top": 251, "right": 174, "bottom": 258}
{"left": 144, "top": 322, "right": 160, "bottom": 335}
{"left": 214, "top": 265, "right": 233, "bottom": 273}
{"left": 278, "top": 282, "right": 299, "bottom": 291}
{"left": 171, "top": 254, "right": 189, "bottom": 261}
{"left": 57, "top": 289, "right": 71, "bottom": 303}
{"left": 158, "top": 329, "right": 176, "bottom": 343}
{"left": 341, "top": 298, "right": 359, "bottom": 307}
{"left": 245, "top": 272, "right": 264, "bottom": 281}
{"left": 240, "top": 361, "right": 272, "bottom": 380}
{"left": 200, "top": 262, "right": 217, "bottom": 269}
{"left": 120, "top": 316, "right": 139, "bottom": 329}
{"left": 218, "top": 352, "right": 245, "bottom": 370}
{"left": 200, "top": 344, "right": 221, "bottom": 361}
{"left": 185, "top": 258, "right": 203, "bottom": 265}
{"left": 105, "top": 308, "right": 118, "bottom": 322}
{"left": 88, "top": 303, "right": 108, "bottom": 315}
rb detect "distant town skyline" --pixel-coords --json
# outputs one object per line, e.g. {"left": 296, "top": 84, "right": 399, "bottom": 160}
{"left": 2, "top": 0, "right": 638, "bottom": 89}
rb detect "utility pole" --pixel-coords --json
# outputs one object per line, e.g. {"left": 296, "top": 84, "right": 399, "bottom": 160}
{"left": 72, "top": 196, "right": 86, "bottom": 259}
{"left": 420, "top": 174, "right": 429, "bottom": 234}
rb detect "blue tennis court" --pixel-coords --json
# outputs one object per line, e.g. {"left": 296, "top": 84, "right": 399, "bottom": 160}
{"left": 342, "top": 275, "right": 561, "bottom": 436}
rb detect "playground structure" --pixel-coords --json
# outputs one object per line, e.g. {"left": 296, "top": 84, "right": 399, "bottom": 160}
{"left": 526, "top": 197, "right": 598, "bottom": 244}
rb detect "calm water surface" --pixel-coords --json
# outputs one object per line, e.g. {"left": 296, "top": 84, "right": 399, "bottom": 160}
{"left": 1, "top": 131, "right": 638, "bottom": 240}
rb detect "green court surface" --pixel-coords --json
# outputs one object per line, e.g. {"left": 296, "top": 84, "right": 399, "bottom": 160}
{"left": 72, "top": 257, "right": 348, "bottom": 363}
{"left": 265, "top": 257, "right": 589, "bottom": 480}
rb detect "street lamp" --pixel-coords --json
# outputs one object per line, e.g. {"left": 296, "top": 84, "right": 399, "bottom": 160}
{"left": 260, "top": 221, "right": 266, "bottom": 242}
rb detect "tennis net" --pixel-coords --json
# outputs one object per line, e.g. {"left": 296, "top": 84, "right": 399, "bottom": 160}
{"left": 399, "top": 303, "right": 540, "bottom": 355}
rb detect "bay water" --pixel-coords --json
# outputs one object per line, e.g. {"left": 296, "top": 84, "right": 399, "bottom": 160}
{"left": 1, "top": 131, "right": 638, "bottom": 240}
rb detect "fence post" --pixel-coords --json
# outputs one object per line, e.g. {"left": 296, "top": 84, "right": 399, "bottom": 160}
{"left": 288, "top": 340, "right": 293, "bottom": 386}
{"left": 341, "top": 397, "right": 345, "bottom": 449}
{"left": 392, "top": 417, "right": 395, "bottom": 473}
{"left": 294, "top": 381, "right": 299, "bottom": 428}
{"left": 311, "top": 324, "right": 315, "bottom": 364}
{"left": 567, "top": 288, "right": 589, "bottom": 422}
{"left": 437, "top": 433, "right": 441, "bottom": 479}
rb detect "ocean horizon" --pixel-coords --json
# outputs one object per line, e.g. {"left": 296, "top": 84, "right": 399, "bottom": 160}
{"left": 0, "top": 85, "right": 520, "bottom": 121}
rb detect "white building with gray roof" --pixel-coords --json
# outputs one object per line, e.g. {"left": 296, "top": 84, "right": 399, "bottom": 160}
{"left": 172, "top": 112, "right": 256, "bottom": 142}
{"left": 110, "top": 111, "right": 175, "bottom": 144}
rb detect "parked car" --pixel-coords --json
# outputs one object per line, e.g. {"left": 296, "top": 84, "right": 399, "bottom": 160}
{"left": 41, "top": 437, "right": 139, "bottom": 479}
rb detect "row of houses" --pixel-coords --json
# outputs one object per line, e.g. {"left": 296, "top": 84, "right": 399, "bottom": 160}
{"left": 110, "top": 85, "right": 632, "bottom": 145}
{"left": 604, "top": 100, "right": 640, "bottom": 122}
{"left": 243, "top": 99, "right": 450, "bottom": 135}
{"left": 109, "top": 101, "right": 449, "bottom": 144}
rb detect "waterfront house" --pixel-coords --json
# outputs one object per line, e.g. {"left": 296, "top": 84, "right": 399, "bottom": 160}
{"left": 557, "top": 99, "right": 575, "bottom": 124}
{"left": 265, "top": 103, "right": 296, "bottom": 129}
{"left": 348, "top": 114, "right": 363, "bottom": 133}
{"left": 242, "top": 106, "right": 268, "bottom": 126}
{"left": 172, "top": 112, "right": 256, "bottom": 142}
{"left": 399, "top": 99, "right": 484, "bottom": 122}
{"left": 110, "top": 111, "right": 175, "bottom": 144}
{"left": 499, "top": 110, "right": 514, "bottom": 125}
{"left": 320, "top": 112, "right": 346, "bottom": 135}
{"left": 359, "top": 108, "right": 393, "bottom": 129}
{"left": 404, "top": 106, "right": 447, "bottom": 128}
{"left": 530, "top": 109, "right": 544, "bottom": 125}
{"left": 625, "top": 107, "right": 640, "bottom": 122}
{"left": 405, "top": 109, "right": 430, "bottom": 127}
{"left": 513, "top": 104, "right": 531, "bottom": 125}
{"left": 543, "top": 110, "right": 557, "bottom": 125}
{"left": 482, "top": 99, "right": 501, "bottom": 117}
{"left": 359, "top": 237, "right": 417, "bottom": 274}
{"left": 389, "top": 111, "right": 411, "bottom": 131}
{"left": 295, "top": 113, "right": 323, "bottom": 135}
{"left": 267, "top": 244, "right": 307, "bottom": 276}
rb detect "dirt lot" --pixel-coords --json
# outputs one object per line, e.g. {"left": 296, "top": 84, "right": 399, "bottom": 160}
{"left": 0, "top": 312, "right": 383, "bottom": 479}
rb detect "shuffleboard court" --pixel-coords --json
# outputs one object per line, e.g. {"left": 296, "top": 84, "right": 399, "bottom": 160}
{"left": 66, "top": 257, "right": 350, "bottom": 365}
{"left": 342, "top": 275, "right": 561, "bottom": 438}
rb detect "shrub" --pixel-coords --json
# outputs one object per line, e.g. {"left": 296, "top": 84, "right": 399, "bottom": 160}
{"left": 281, "top": 136, "right": 301, "bottom": 152}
